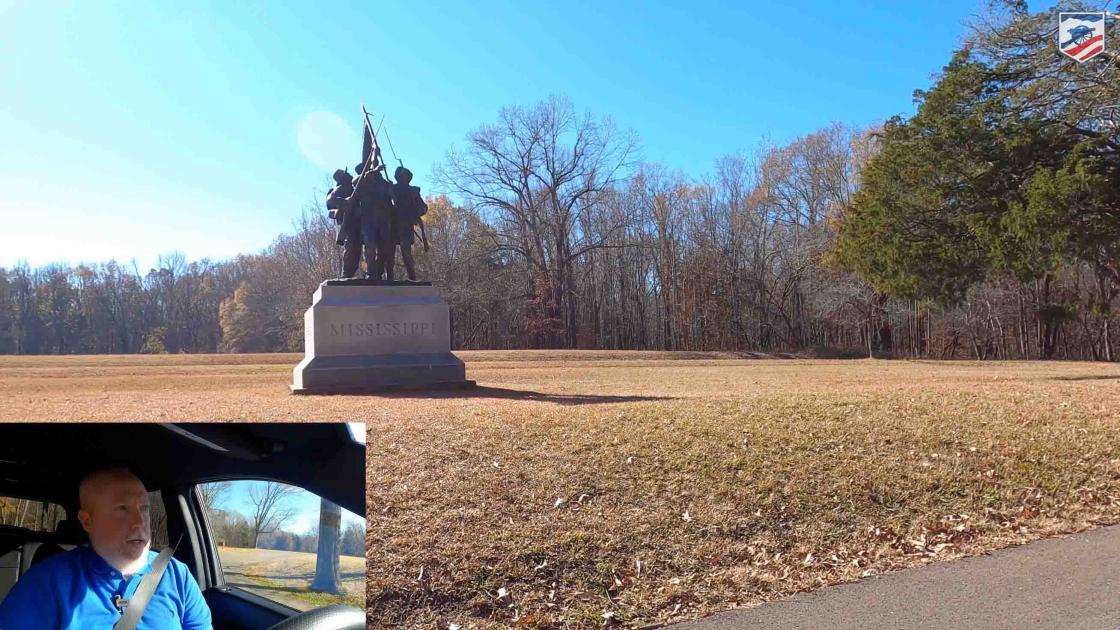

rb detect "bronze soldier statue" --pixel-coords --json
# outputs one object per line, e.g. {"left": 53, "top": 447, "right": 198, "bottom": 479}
{"left": 390, "top": 166, "right": 429, "bottom": 282}
{"left": 326, "top": 169, "right": 362, "bottom": 278}
{"left": 345, "top": 163, "right": 397, "bottom": 280}
{"left": 330, "top": 107, "right": 431, "bottom": 281}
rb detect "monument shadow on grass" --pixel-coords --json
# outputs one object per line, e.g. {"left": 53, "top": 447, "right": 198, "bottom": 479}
{"left": 372, "top": 385, "right": 676, "bottom": 406}
{"left": 1048, "top": 374, "right": 1120, "bottom": 382}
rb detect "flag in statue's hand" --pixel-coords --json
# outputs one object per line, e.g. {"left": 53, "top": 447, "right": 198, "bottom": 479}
{"left": 360, "top": 106, "right": 384, "bottom": 176}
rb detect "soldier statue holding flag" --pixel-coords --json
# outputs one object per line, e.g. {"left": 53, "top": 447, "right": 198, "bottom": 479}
{"left": 331, "top": 106, "right": 422, "bottom": 281}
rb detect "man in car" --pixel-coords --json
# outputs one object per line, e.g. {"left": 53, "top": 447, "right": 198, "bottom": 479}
{"left": 0, "top": 466, "right": 213, "bottom": 629}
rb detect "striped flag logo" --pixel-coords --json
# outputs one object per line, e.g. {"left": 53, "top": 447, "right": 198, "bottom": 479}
{"left": 1059, "top": 13, "right": 1105, "bottom": 63}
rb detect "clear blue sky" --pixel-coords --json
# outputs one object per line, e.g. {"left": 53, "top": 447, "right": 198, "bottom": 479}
{"left": 214, "top": 481, "right": 365, "bottom": 537}
{"left": 0, "top": 0, "right": 1049, "bottom": 270}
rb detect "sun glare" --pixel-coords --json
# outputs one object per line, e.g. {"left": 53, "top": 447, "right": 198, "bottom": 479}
{"left": 296, "top": 111, "right": 356, "bottom": 172}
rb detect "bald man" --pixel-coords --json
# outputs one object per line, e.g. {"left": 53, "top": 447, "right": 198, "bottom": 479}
{"left": 0, "top": 467, "right": 213, "bottom": 629}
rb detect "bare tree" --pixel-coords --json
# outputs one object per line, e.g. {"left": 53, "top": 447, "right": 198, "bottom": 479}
{"left": 633, "top": 165, "right": 689, "bottom": 349}
{"left": 438, "top": 95, "right": 638, "bottom": 347}
{"left": 197, "top": 481, "right": 232, "bottom": 514}
{"left": 341, "top": 520, "right": 365, "bottom": 558}
{"left": 247, "top": 482, "right": 298, "bottom": 549}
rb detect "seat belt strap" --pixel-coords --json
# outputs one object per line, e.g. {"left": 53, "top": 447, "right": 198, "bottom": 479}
{"left": 112, "top": 536, "right": 181, "bottom": 630}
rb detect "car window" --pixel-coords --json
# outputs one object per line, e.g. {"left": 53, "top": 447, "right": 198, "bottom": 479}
{"left": 197, "top": 480, "right": 365, "bottom": 612}
{"left": 0, "top": 496, "right": 66, "bottom": 533}
{"left": 148, "top": 490, "right": 169, "bottom": 550}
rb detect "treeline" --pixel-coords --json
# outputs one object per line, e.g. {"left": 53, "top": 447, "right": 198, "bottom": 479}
{"left": 259, "top": 522, "right": 365, "bottom": 558}
{"left": 207, "top": 507, "right": 364, "bottom": 557}
{"left": 0, "top": 256, "right": 241, "bottom": 355}
{"left": 0, "top": 498, "right": 66, "bottom": 533}
{"left": 1, "top": 6, "right": 1115, "bottom": 361}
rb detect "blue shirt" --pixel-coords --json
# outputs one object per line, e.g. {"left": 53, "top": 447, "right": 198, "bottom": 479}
{"left": 0, "top": 545, "right": 213, "bottom": 630}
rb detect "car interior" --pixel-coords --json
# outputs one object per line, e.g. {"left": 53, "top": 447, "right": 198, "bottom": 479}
{"left": 0, "top": 423, "right": 366, "bottom": 630}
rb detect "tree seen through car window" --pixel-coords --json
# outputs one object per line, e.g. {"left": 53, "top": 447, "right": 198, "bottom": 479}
{"left": 198, "top": 480, "right": 365, "bottom": 612}
{"left": 0, "top": 497, "right": 66, "bottom": 533}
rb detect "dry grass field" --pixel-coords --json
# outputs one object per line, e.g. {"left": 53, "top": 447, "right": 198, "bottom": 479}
{"left": 218, "top": 546, "right": 365, "bottom": 610}
{"left": 2, "top": 352, "right": 1119, "bottom": 628}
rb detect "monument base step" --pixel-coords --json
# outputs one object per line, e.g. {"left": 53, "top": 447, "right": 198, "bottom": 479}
{"left": 290, "top": 379, "right": 477, "bottom": 395}
{"left": 291, "top": 352, "right": 474, "bottom": 394}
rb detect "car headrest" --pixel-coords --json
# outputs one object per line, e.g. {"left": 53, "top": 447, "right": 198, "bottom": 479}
{"left": 55, "top": 520, "right": 87, "bottom": 544}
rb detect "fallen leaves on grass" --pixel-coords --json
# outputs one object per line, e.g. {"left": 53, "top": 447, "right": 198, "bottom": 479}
{"left": 367, "top": 357, "right": 1120, "bottom": 628}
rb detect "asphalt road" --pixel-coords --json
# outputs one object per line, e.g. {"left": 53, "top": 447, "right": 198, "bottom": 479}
{"left": 673, "top": 526, "right": 1120, "bottom": 630}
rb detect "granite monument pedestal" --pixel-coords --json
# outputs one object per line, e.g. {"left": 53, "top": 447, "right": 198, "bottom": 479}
{"left": 291, "top": 280, "right": 475, "bottom": 394}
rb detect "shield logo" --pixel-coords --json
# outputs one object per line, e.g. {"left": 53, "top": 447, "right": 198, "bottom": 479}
{"left": 1058, "top": 13, "right": 1105, "bottom": 63}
